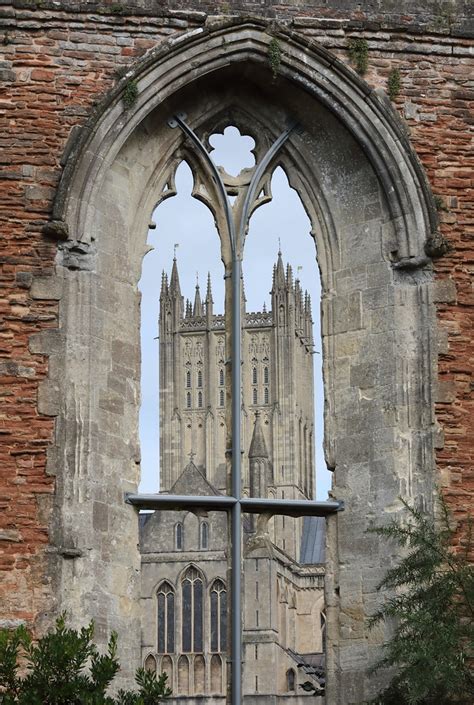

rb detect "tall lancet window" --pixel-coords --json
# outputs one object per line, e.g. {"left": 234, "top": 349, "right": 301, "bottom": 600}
{"left": 182, "top": 567, "right": 203, "bottom": 653}
{"left": 197, "top": 369, "right": 203, "bottom": 388}
{"left": 175, "top": 522, "right": 183, "bottom": 550}
{"left": 157, "top": 582, "right": 175, "bottom": 653}
{"left": 200, "top": 521, "right": 209, "bottom": 549}
{"left": 210, "top": 579, "right": 227, "bottom": 652}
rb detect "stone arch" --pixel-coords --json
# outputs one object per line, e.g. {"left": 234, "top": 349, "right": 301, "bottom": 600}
{"left": 210, "top": 653, "right": 223, "bottom": 694}
{"left": 144, "top": 653, "right": 156, "bottom": 673}
{"left": 161, "top": 655, "right": 173, "bottom": 691}
{"left": 193, "top": 654, "right": 206, "bottom": 694}
{"left": 177, "top": 655, "right": 190, "bottom": 695}
{"left": 42, "top": 18, "right": 439, "bottom": 702}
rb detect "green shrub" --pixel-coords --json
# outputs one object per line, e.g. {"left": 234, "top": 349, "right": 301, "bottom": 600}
{"left": 0, "top": 615, "right": 171, "bottom": 705}
{"left": 348, "top": 37, "right": 369, "bottom": 75}
{"left": 366, "top": 498, "right": 474, "bottom": 704}
{"left": 387, "top": 69, "right": 401, "bottom": 100}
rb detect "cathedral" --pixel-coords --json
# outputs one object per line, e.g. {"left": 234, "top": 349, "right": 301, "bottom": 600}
{"left": 139, "top": 252, "right": 326, "bottom": 701}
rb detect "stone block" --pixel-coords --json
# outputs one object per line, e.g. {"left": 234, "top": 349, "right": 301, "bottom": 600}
{"left": 31, "top": 274, "right": 64, "bottom": 300}
{"left": 332, "top": 292, "right": 362, "bottom": 334}
{"left": 432, "top": 278, "right": 457, "bottom": 303}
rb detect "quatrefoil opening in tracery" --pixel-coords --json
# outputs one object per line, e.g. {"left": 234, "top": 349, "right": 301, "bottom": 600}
{"left": 208, "top": 125, "right": 256, "bottom": 177}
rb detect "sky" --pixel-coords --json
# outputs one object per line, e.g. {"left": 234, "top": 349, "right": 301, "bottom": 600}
{"left": 138, "top": 127, "right": 332, "bottom": 500}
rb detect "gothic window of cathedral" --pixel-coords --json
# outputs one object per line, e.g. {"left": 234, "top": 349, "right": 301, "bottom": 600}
{"left": 186, "top": 370, "right": 191, "bottom": 388}
{"left": 210, "top": 579, "right": 227, "bottom": 653}
{"left": 200, "top": 521, "right": 209, "bottom": 549}
{"left": 286, "top": 669, "right": 296, "bottom": 692}
{"left": 186, "top": 392, "right": 191, "bottom": 409}
{"left": 263, "top": 366, "right": 269, "bottom": 385}
{"left": 264, "top": 387, "right": 269, "bottom": 405}
{"left": 219, "top": 367, "right": 224, "bottom": 387}
{"left": 197, "top": 369, "right": 202, "bottom": 388}
{"left": 182, "top": 567, "right": 204, "bottom": 653}
{"left": 252, "top": 388, "right": 257, "bottom": 405}
{"left": 157, "top": 582, "right": 175, "bottom": 653}
{"left": 198, "top": 391, "right": 203, "bottom": 408}
{"left": 252, "top": 366, "right": 257, "bottom": 385}
{"left": 219, "top": 389, "right": 224, "bottom": 407}
{"left": 175, "top": 523, "right": 183, "bottom": 550}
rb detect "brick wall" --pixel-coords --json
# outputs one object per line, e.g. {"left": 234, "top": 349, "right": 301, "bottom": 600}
{"left": 0, "top": 0, "right": 472, "bottom": 629}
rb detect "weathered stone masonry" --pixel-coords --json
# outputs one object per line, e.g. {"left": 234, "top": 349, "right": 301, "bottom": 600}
{"left": 0, "top": 0, "right": 472, "bottom": 701}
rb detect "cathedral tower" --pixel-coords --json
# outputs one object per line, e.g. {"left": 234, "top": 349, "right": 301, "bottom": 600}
{"left": 158, "top": 252, "right": 316, "bottom": 558}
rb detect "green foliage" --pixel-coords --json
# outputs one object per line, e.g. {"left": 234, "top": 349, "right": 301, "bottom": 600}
{"left": 268, "top": 37, "right": 282, "bottom": 80}
{"left": 348, "top": 37, "right": 369, "bottom": 75}
{"left": 109, "top": 4, "right": 126, "bottom": 15}
{"left": 387, "top": 69, "right": 401, "bottom": 100}
{"left": 0, "top": 615, "right": 171, "bottom": 705}
{"left": 433, "top": 194, "right": 448, "bottom": 212}
{"left": 366, "top": 498, "right": 474, "bottom": 705}
{"left": 122, "top": 80, "right": 139, "bottom": 109}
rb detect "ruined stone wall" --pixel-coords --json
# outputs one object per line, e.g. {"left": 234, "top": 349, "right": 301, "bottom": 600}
{"left": 0, "top": 0, "right": 472, "bottom": 688}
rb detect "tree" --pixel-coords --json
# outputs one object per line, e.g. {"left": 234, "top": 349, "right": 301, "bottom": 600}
{"left": 0, "top": 615, "right": 171, "bottom": 705}
{"left": 367, "top": 498, "right": 474, "bottom": 705}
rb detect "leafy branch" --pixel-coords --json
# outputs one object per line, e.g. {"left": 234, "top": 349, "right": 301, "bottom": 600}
{"left": 366, "top": 497, "right": 474, "bottom": 705}
{"left": 0, "top": 615, "right": 171, "bottom": 705}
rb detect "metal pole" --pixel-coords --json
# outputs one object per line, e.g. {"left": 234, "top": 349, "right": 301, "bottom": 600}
{"left": 167, "top": 116, "right": 298, "bottom": 705}
{"left": 231, "top": 255, "right": 242, "bottom": 704}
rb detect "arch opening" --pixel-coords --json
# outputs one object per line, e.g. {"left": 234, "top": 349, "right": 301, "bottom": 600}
{"left": 49, "top": 21, "right": 437, "bottom": 703}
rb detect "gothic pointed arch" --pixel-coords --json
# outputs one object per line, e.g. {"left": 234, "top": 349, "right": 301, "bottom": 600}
{"left": 42, "top": 18, "right": 440, "bottom": 702}
{"left": 181, "top": 565, "right": 204, "bottom": 653}
{"left": 156, "top": 580, "right": 175, "bottom": 654}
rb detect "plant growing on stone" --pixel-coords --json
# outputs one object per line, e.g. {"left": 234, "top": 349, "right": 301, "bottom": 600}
{"left": 268, "top": 37, "right": 282, "bottom": 80}
{"left": 366, "top": 497, "right": 474, "bottom": 705}
{"left": 0, "top": 615, "right": 171, "bottom": 704}
{"left": 122, "top": 79, "right": 139, "bottom": 109}
{"left": 348, "top": 37, "right": 369, "bottom": 75}
{"left": 387, "top": 69, "right": 401, "bottom": 100}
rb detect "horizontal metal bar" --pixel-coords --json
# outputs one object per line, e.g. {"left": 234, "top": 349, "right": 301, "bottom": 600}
{"left": 125, "top": 493, "right": 343, "bottom": 516}
{"left": 241, "top": 498, "right": 344, "bottom": 517}
{"left": 125, "top": 493, "right": 237, "bottom": 511}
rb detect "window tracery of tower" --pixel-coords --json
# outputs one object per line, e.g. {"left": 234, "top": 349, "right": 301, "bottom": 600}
{"left": 252, "top": 366, "right": 257, "bottom": 385}
{"left": 264, "top": 387, "right": 269, "bottom": 405}
{"left": 200, "top": 521, "right": 209, "bottom": 549}
{"left": 219, "top": 389, "right": 224, "bottom": 407}
{"left": 252, "top": 388, "right": 258, "bottom": 405}
{"left": 210, "top": 579, "right": 227, "bottom": 653}
{"left": 197, "top": 368, "right": 202, "bottom": 388}
{"left": 175, "top": 523, "right": 183, "bottom": 550}
{"left": 186, "top": 370, "right": 191, "bottom": 388}
{"left": 182, "top": 567, "right": 203, "bottom": 653}
{"left": 186, "top": 392, "right": 191, "bottom": 409}
{"left": 198, "top": 391, "right": 203, "bottom": 408}
{"left": 263, "top": 366, "right": 269, "bottom": 385}
{"left": 219, "top": 367, "right": 224, "bottom": 387}
{"left": 157, "top": 581, "right": 175, "bottom": 654}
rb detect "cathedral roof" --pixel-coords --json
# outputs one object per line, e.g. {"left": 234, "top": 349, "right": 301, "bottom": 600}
{"left": 169, "top": 459, "right": 221, "bottom": 497}
{"left": 249, "top": 411, "right": 268, "bottom": 459}
{"left": 300, "top": 515, "right": 326, "bottom": 564}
